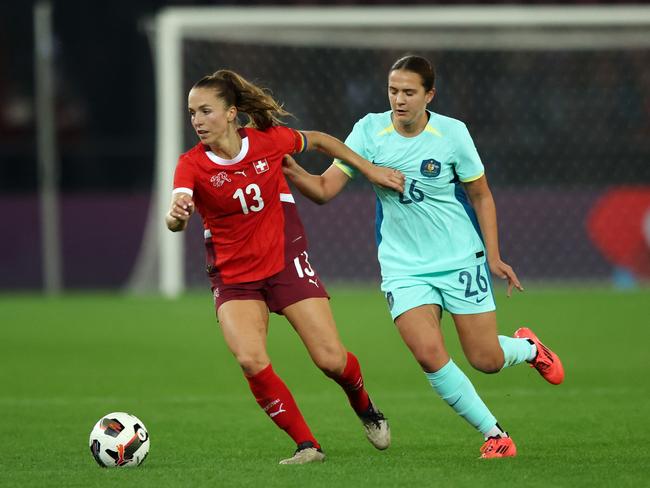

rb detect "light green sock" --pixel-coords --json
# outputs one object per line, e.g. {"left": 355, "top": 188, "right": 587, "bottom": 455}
{"left": 498, "top": 335, "right": 536, "bottom": 369}
{"left": 425, "top": 359, "right": 497, "bottom": 436}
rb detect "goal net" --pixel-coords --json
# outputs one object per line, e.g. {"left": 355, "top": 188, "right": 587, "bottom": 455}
{"left": 132, "top": 6, "right": 650, "bottom": 297}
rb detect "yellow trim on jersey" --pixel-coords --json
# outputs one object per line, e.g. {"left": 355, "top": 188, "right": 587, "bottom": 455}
{"left": 377, "top": 123, "right": 441, "bottom": 137}
{"left": 460, "top": 172, "right": 485, "bottom": 183}
{"left": 333, "top": 159, "right": 355, "bottom": 178}
{"left": 376, "top": 124, "right": 395, "bottom": 136}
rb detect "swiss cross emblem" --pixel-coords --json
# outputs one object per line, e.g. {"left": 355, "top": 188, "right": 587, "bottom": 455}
{"left": 253, "top": 159, "right": 269, "bottom": 174}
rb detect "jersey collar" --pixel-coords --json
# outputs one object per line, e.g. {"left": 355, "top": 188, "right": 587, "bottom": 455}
{"left": 205, "top": 130, "right": 249, "bottom": 166}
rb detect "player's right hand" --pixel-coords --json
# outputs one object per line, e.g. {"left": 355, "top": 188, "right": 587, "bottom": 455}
{"left": 366, "top": 166, "right": 405, "bottom": 194}
{"left": 169, "top": 193, "right": 194, "bottom": 222}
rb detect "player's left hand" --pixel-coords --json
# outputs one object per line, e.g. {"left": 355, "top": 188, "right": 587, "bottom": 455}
{"left": 366, "top": 166, "right": 405, "bottom": 193}
{"left": 489, "top": 258, "right": 524, "bottom": 297}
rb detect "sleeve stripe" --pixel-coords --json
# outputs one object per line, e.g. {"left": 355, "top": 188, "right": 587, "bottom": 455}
{"left": 460, "top": 172, "right": 484, "bottom": 183}
{"left": 172, "top": 187, "right": 194, "bottom": 196}
{"left": 333, "top": 159, "right": 354, "bottom": 178}
{"left": 297, "top": 131, "right": 307, "bottom": 153}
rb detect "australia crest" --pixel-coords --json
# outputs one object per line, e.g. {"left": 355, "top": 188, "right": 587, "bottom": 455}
{"left": 420, "top": 159, "right": 441, "bottom": 178}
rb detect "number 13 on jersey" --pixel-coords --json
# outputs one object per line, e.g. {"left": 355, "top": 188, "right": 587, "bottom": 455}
{"left": 233, "top": 184, "right": 265, "bottom": 214}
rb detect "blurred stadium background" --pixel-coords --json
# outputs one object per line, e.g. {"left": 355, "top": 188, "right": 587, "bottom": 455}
{"left": 1, "top": 0, "right": 649, "bottom": 293}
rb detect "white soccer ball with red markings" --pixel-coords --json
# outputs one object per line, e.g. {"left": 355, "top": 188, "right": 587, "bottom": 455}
{"left": 89, "top": 412, "right": 150, "bottom": 468}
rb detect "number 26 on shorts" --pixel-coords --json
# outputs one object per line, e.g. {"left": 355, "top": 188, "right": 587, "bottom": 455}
{"left": 458, "top": 265, "right": 489, "bottom": 298}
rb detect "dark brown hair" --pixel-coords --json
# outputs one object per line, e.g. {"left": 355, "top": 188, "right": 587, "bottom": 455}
{"left": 193, "top": 70, "right": 291, "bottom": 130}
{"left": 390, "top": 55, "right": 435, "bottom": 92}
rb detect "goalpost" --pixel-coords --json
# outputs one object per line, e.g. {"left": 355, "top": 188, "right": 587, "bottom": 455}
{"left": 131, "top": 5, "right": 650, "bottom": 297}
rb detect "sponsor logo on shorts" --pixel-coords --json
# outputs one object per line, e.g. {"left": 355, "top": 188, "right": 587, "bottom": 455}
{"left": 386, "top": 291, "right": 394, "bottom": 311}
{"left": 476, "top": 295, "right": 487, "bottom": 303}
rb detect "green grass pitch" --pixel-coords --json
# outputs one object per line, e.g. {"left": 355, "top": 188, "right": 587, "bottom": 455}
{"left": 1, "top": 286, "right": 649, "bottom": 487}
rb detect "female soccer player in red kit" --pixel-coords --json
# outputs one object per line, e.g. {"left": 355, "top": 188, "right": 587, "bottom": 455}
{"left": 165, "top": 70, "right": 405, "bottom": 465}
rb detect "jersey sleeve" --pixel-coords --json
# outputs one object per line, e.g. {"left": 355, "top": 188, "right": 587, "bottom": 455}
{"left": 172, "top": 154, "right": 195, "bottom": 196}
{"left": 453, "top": 123, "right": 485, "bottom": 183}
{"left": 270, "top": 126, "right": 307, "bottom": 155}
{"left": 333, "top": 117, "right": 370, "bottom": 179}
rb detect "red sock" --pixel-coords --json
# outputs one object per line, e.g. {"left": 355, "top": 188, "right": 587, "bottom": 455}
{"left": 329, "top": 352, "right": 371, "bottom": 415}
{"left": 246, "top": 364, "right": 319, "bottom": 448}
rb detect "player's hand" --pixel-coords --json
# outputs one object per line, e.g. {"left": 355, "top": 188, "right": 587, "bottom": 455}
{"left": 282, "top": 154, "right": 302, "bottom": 179}
{"left": 366, "top": 166, "right": 405, "bottom": 194}
{"left": 489, "top": 258, "right": 524, "bottom": 297}
{"left": 169, "top": 193, "right": 194, "bottom": 222}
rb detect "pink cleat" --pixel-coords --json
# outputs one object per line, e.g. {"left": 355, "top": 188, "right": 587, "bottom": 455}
{"left": 480, "top": 436, "right": 517, "bottom": 459}
{"left": 514, "top": 327, "right": 565, "bottom": 385}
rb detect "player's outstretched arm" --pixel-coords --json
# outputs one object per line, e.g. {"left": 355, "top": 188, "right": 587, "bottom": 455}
{"left": 165, "top": 192, "right": 194, "bottom": 232}
{"left": 301, "top": 130, "right": 405, "bottom": 194}
{"left": 464, "top": 175, "right": 523, "bottom": 297}
{"left": 282, "top": 154, "right": 349, "bottom": 204}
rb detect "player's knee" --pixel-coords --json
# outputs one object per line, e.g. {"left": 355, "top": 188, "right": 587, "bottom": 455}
{"left": 235, "top": 354, "right": 270, "bottom": 376}
{"left": 412, "top": 345, "right": 447, "bottom": 372}
{"left": 315, "top": 348, "right": 347, "bottom": 377}
{"left": 468, "top": 353, "right": 504, "bottom": 374}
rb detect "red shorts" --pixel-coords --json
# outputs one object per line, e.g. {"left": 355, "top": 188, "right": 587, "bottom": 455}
{"left": 207, "top": 248, "right": 330, "bottom": 314}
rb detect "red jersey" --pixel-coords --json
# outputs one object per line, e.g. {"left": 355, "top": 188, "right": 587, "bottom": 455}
{"left": 173, "top": 126, "right": 308, "bottom": 284}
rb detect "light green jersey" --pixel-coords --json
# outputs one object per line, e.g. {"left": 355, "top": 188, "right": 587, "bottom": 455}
{"left": 335, "top": 110, "right": 486, "bottom": 280}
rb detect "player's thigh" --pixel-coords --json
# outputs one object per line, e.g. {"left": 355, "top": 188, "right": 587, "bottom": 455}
{"left": 282, "top": 297, "right": 347, "bottom": 375}
{"left": 451, "top": 311, "right": 503, "bottom": 373}
{"left": 394, "top": 303, "right": 449, "bottom": 372}
{"left": 217, "top": 299, "right": 271, "bottom": 374}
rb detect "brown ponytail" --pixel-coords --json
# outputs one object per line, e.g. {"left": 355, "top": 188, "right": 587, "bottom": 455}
{"left": 192, "top": 70, "right": 291, "bottom": 130}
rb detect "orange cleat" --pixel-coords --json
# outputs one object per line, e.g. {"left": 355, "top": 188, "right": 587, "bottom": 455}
{"left": 480, "top": 436, "right": 517, "bottom": 459}
{"left": 514, "top": 327, "right": 565, "bottom": 385}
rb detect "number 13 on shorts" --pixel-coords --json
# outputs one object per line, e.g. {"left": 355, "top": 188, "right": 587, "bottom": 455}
{"left": 293, "top": 251, "right": 315, "bottom": 279}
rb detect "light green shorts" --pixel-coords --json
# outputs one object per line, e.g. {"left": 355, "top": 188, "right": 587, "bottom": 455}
{"left": 382, "top": 263, "right": 496, "bottom": 320}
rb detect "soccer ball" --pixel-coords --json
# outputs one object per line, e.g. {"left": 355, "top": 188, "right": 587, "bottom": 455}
{"left": 89, "top": 412, "right": 150, "bottom": 468}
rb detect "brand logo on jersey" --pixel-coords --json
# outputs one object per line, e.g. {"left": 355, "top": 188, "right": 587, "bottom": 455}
{"left": 253, "top": 159, "right": 269, "bottom": 174}
{"left": 210, "top": 171, "right": 232, "bottom": 188}
{"left": 420, "top": 159, "right": 441, "bottom": 178}
{"left": 386, "top": 291, "right": 394, "bottom": 311}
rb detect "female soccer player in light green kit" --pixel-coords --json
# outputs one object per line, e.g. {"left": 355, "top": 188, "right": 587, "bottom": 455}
{"left": 282, "top": 55, "right": 565, "bottom": 459}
